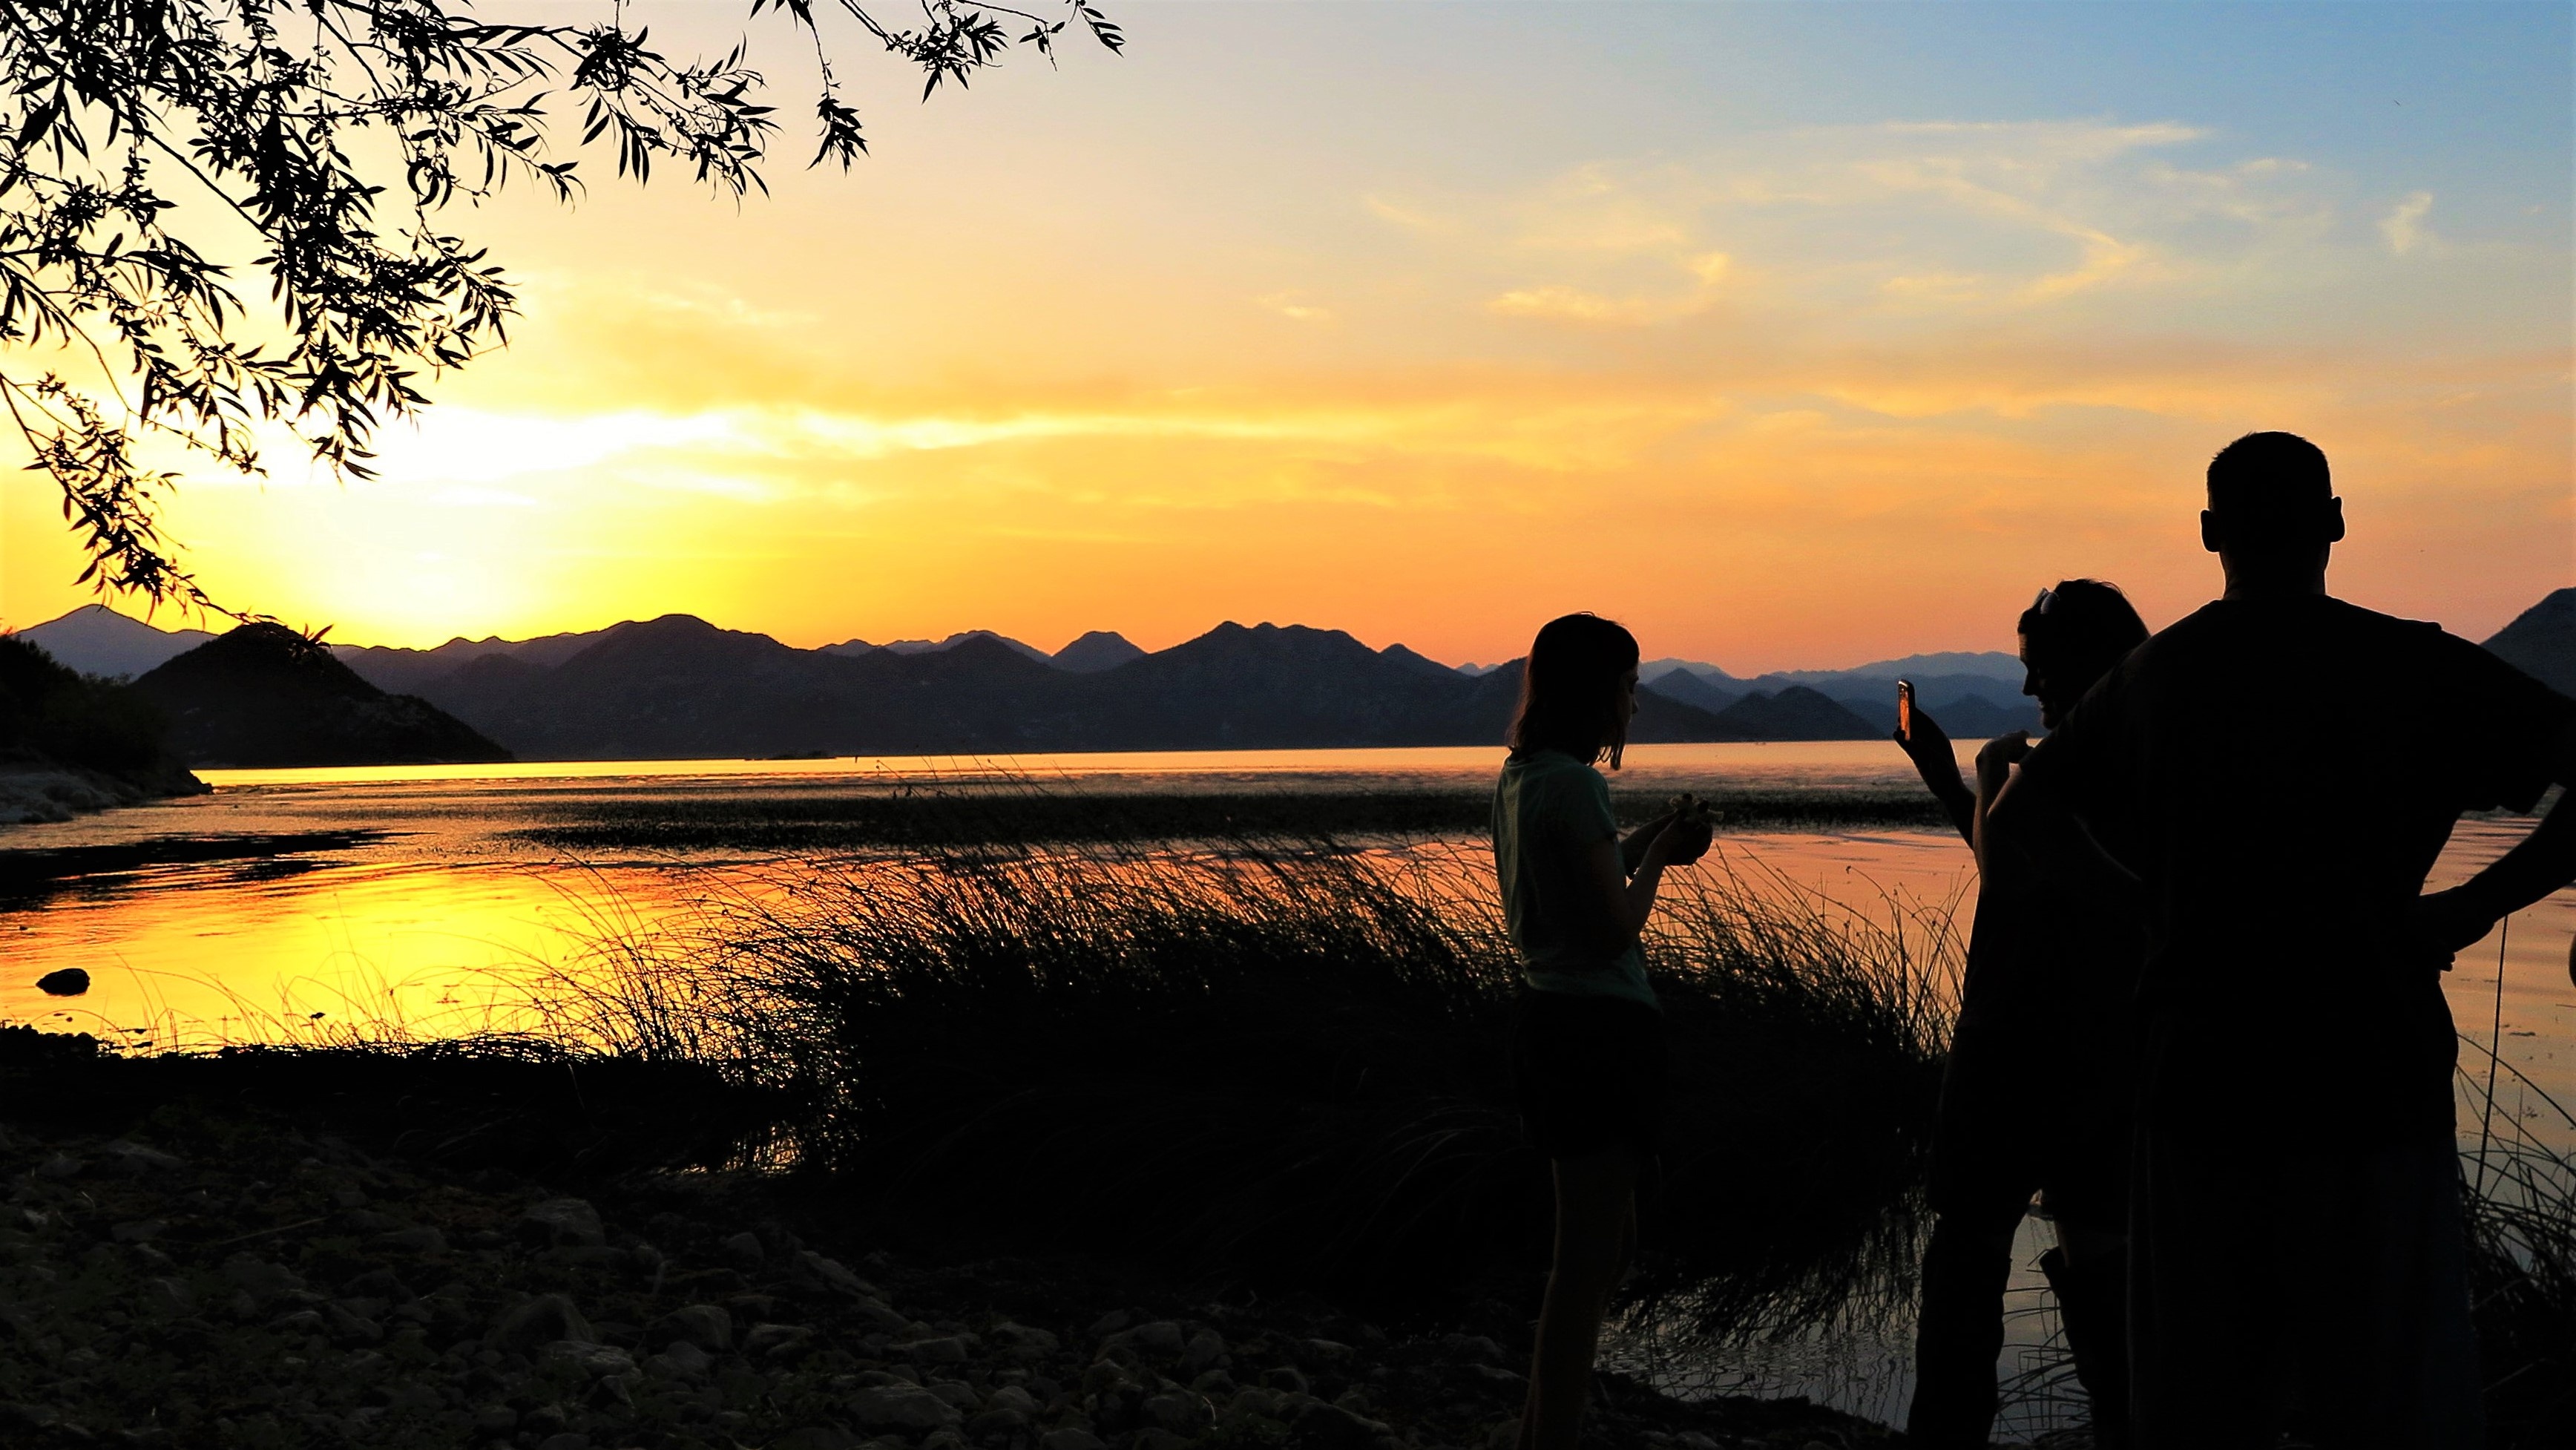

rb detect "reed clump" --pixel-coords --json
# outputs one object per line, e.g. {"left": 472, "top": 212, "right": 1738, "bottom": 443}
{"left": 622, "top": 840, "right": 1954, "bottom": 1319}
{"left": 2460, "top": 1040, "right": 2576, "bottom": 1449}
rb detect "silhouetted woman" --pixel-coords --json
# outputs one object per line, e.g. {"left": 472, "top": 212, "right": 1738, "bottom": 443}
{"left": 1496, "top": 613, "right": 1712, "bottom": 1450}
{"left": 1895, "top": 580, "right": 2151, "bottom": 1449}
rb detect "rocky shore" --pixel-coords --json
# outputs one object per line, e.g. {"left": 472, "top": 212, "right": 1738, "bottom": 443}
{"left": 0, "top": 1108, "right": 1903, "bottom": 1450}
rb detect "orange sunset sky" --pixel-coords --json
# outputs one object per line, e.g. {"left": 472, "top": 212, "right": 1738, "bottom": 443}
{"left": 0, "top": 1, "right": 2567, "bottom": 672}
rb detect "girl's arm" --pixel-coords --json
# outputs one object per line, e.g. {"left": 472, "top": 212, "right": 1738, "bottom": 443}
{"left": 1970, "top": 731, "right": 2034, "bottom": 877}
{"left": 1620, "top": 810, "right": 1678, "bottom": 876}
{"left": 1897, "top": 703, "right": 1977, "bottom": 847}
{"left": 1576, "top": 821, "right": 1682, "bottom": 959}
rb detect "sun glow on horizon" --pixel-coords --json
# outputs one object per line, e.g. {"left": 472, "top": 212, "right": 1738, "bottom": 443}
{"left": 1, "top": 3, "right": 2566, "bottom": 672}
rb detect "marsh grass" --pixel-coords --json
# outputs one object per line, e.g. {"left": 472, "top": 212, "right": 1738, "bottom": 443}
{"left": 2458, "top": 1037, "right": 2576, "bottom": 1448}
{"left": 582, "top": 836, "right": 1957, "bottom": 1319}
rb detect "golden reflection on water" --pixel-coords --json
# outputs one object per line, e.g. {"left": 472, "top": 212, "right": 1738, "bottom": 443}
{"left": 3, "top": 745, "right": 2570, "bottom": 1131}
{"left": 0, "top": 862, "right": 658, "bottom": 1049}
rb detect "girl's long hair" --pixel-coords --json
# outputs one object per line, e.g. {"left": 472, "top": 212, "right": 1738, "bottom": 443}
{"left": 2018, "top": 579, "right": 2149, "bottom": 692}
{"left": 1508, "top": 613, "right": 1641, "bottom": 769}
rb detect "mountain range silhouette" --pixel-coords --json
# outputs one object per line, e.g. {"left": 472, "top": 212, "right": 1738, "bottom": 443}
{"left": 22, "top": 590, "right": 2570, "bottom": 766}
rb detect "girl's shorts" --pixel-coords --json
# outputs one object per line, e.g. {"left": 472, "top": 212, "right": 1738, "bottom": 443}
{"left": 1509, "top": 990, "right": 1667, "bottom": 1160}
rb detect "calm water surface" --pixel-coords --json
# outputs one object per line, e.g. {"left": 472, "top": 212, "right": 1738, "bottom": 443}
{"left": 7, "top": 744, "right": 2568, "bottom": 1115}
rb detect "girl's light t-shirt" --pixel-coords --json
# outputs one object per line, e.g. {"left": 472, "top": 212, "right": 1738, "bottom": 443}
{"left": 1491, "top": 749, "right": 1657, "bottom": 1010}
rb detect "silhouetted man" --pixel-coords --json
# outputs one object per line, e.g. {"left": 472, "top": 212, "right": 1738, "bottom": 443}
{"left": 1993, "top": 432, "right": 2576, "bottom": 1448}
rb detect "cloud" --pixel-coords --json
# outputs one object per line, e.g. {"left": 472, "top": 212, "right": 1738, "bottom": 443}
{"left": 1258, "top": 292, "right": 1334, "bottom": 324}
{"left": 2381, "top": 191, "right": 2436, "bottom": 255}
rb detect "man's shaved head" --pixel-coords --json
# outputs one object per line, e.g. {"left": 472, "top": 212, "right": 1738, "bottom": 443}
{"left": 2200, "top": 431, "right": 2344, "bottom": 592}
{"left": 2207, "top": 432, "right": 2334, "bottom": 546}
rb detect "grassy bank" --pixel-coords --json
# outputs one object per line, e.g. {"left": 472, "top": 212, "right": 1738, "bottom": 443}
{"left": 551, "top": 842, "right": 1955, "bottom": 1332}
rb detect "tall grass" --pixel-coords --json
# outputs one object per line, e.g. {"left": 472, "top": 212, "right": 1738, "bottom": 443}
{"left": 586, "top": 837, "right": 1956, "bottom": 1317}
{"left": 2458, "top": 1034, "right": 2576, "bottom": 1448}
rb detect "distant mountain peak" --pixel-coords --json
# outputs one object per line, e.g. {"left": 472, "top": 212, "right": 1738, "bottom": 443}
{"left": 1379, "top": 643, "right": 1462, "bottom": 679}
{"left": 2484, "top": 587, "right": 2576, "bottom": 696}
{"left": 16, "top": 603, "right": 217, "bottom": 679}
{"left": 1054, "top": 630, "right": 1146, "bottom": 673}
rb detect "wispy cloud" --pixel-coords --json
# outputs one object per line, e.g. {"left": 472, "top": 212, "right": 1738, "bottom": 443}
{"left": 2381, "top": 191, "right": 2436, "bottom": 255}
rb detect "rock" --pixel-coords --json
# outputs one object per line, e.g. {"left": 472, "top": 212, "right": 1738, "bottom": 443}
{"left": 772, "top": 1429, "right": 855, "bottom": 1450}
{"left": 534, "top": 1434, "right": 589, "bottom": 1450}
{"left": 372, "top": 1225, "right": 445, "bottom": 1254}
{"left": 223, "top": 1255, "right": 308, "bottom": 1302}
{"left": 1039, "top": 1432, "right": 1107, "bottom": 1450}
{"left": 110, "top": 1219, "right": 167, "bottom": 1242}
{"left": 341, "top": 1269, "right": 415, "bottom": 1302}
{"left": 1227, "top": 1387, "right": 1287, "bottom": 1422}
{"left": 719, "top": 1231, "right": 765, "bottom": 1271}
{"left": 648, "top": 1303, "right": 733, "bottom": 1352}
{"left": 324, "top": 1303, "right": 385, "bottom": 1344}
{"left": 744, "top": 1322, "right": 813, "bottom": 1361}
{"left": 924, "top": 1380, "right": 977, "bottom": 1409}
{"left": 34, "top": 968, "right": 88, "bottom": 997}
{"left": 644, "top": 1340, "right": 713, "bottom": 1381}
{"left": 1298, "top": 1338, "right": 1353, "bottom": 1363}
{"left": 139, "top": 1277, "right": 194, "bottom": 1318}
{"left": 990, "top": 1321, "right": 1060, "bottom": 1353}
{"left": 1287, "top": 1400, "right": 1393, "bottom": 1450}
{"left": 1128, "top": 1321, "right": 1185, "bottom": 1358}
{"left": 1182, "top": 1328, "right": 1226, "bottom": 1373}
{"left": 986, "top": 1385, "right": 1043, "bottom": 1416}
{"left": 99, "top": 1141, "right": 183, "bottom": 1175}
{"left": 849, "top": 1385, "right": 963, "bottom": 1431}
{"left": 965, "top": 1408, "right": 1029, "bottom": 1439}
{"left": 1141, "top": 1392, "right": 1215, "bottom": 1434}
{"left": 1134, "top": 1434, "right": 1192, "bottom": 1450}
{"left": 786, "top": 1249, "right": 871, "bottom": 1297}
{"left": 905, "top": 1335, "right": 970, "bottom": 1365}
{"left": 34, "top": 1155, "right": 80, "bottom": 1180}
{"left": 488, "top": 1294, "right": 594, "bottom": 1351}
{"left": 516, "top": 1198, "right": 605, "bottom": 1249}
{"left": 537, "top": 1340, "right": 637, "bottom": 1379}
{"left": 470, "top": 1405, "right": 518, "bottom": 1434}
{"left": 1442, "top": 1333, "right": 1507, "bottom": 1365}
{"left": 1262, "top": 1365, "right": 1310, "bottom": 1396}
{"left": 850, "top": 1296, "right": 915, "bottom": 1333}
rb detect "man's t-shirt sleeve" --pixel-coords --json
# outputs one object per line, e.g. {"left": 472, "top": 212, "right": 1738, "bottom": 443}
{"left": 2438, "top": 631, "right": 2576, "bottom": 812}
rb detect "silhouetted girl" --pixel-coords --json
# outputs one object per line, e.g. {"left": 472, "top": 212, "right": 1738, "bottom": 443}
{"left": 1494, "top": 612, "right": 1712, "bottom": 1450}
{"left": 1895, "top": 580, "right": 2151, "bottom": 1449}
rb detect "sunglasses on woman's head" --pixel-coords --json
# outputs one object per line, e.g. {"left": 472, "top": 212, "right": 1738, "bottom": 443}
{"left": 2031, "top": 587, "right": 2057, "bottom": 616}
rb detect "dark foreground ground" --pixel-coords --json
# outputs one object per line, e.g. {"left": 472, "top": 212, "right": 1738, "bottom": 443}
{"left": 0, "top": 1066, "right": 1906, "bottom": 1450}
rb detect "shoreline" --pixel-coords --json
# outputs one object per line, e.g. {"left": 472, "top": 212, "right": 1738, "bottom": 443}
{"left": 0, "top": 1037, "right": 1905, "bottom": 1450}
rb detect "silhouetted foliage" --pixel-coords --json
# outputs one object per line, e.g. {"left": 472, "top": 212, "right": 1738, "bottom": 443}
{"left": 0, "top": 632, "right": 167, "bottom": 772}
{"left": 0, "top": 0, "right": 1120, "bottom": 609}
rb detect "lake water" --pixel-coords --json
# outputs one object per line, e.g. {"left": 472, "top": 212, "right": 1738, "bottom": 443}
{"left": 5, "top": 741, "right": 2570, "bottom": 1440}
{"left": 7, "top": 742, "right": 2569, "bottom": 1116}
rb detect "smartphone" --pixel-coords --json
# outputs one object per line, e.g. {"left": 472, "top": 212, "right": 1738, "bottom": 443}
{"left": 1896, "top": 679, "right": 1915, "bottom": 743}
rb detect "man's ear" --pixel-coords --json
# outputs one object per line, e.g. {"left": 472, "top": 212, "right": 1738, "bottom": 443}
{"left": 2324, "top": 497, "right": 2347, "bottom": 544}
{"left": 2200, "top": 509, "right": 2222, "bottom": 554}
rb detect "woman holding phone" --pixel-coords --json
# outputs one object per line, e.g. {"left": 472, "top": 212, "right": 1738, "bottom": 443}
{"left": 1494, "top": 613, "right": 1713, "bottom": 1450}
{"left": 1894, "top": 580, "right": 2151, "bottom": 1449}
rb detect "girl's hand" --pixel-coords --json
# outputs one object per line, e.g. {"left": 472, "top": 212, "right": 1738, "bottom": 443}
{"left": 1975, "top": 731, "right": 2032, "bottom": 795}
{"left": 1895, "top": 702, "right": 1958, "bottom": 778}
{"left": 1663, "top": 817, "right": 1715, "bottom": 867}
